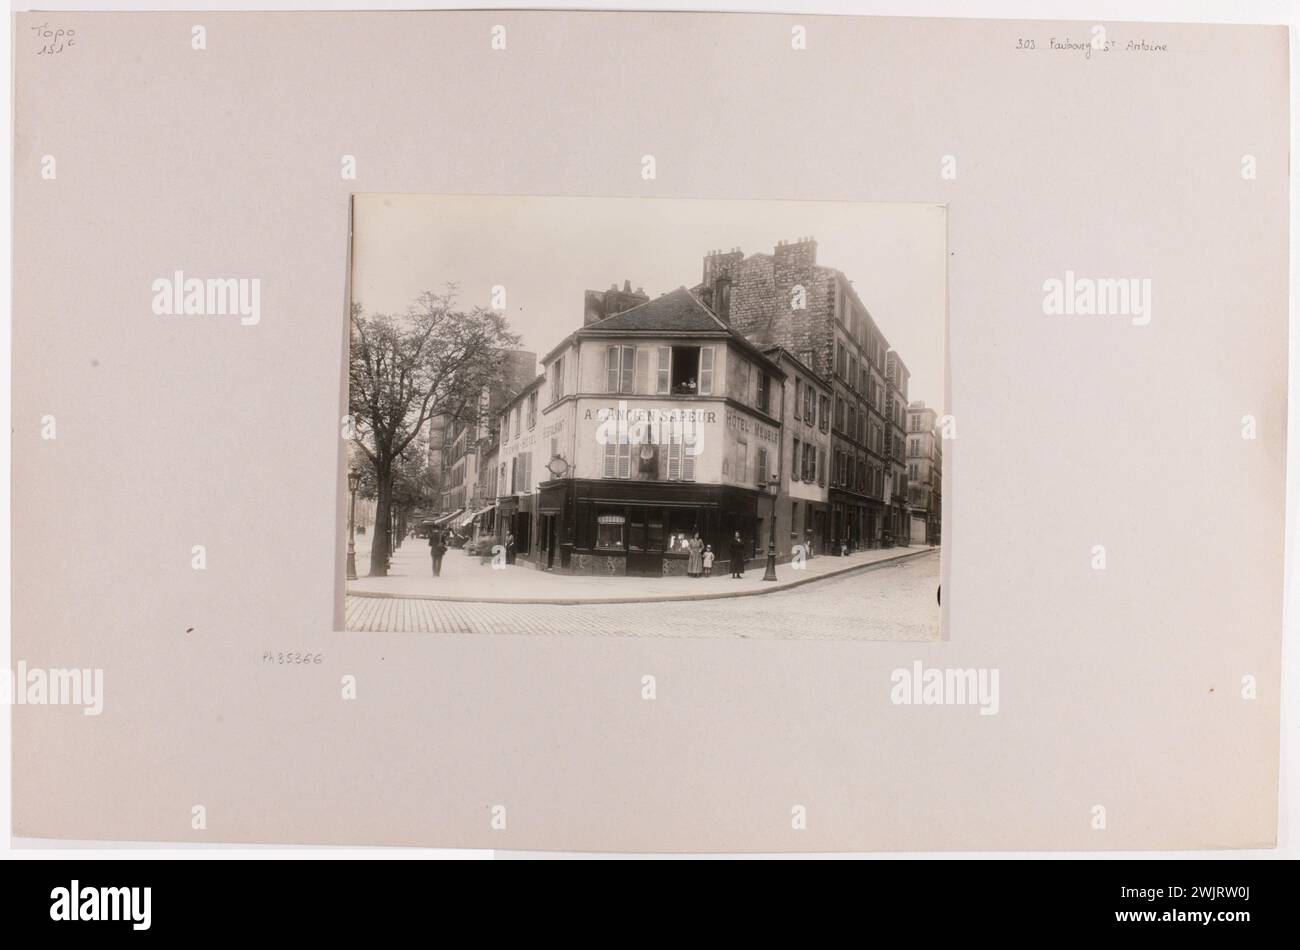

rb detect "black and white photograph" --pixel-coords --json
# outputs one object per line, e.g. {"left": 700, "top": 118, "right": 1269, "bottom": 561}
{"left": 6, "top": 0, "right": 1294, "bottom": 898}
{"left": 342, "top": 195, "right": 947, "bottom": 638}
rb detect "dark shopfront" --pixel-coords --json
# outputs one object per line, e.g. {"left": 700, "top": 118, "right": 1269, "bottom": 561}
{"left": 533, "top": 478, "right": 765, "bottom": 577}
{"left": 829, "top": 490, "right": 887, "bottom": 553}
{"left": 496, "top": 494, "right": 533, "bottom": 559}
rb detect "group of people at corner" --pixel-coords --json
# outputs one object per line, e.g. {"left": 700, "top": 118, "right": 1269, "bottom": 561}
{"left": 674, "top": 531, "right": 753, "bottom": 579}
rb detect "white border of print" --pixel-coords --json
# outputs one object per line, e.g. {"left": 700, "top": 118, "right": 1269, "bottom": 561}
{"left": 2, "top": 0, "right": 1296, "bottom": 862}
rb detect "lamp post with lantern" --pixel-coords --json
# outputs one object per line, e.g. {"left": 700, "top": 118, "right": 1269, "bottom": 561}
{"left": 760, "top": 471, "right": 779, "bottom": 582}
{"left": 346, "top": 469, "right": 361, "bottom": 581}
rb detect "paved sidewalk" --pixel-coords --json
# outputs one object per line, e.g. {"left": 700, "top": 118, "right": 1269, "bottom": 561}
{"left": 348, "top": 532, "right": 937, "bottom": 604}
{"left": 345, "top": 550, "right": 940, "bottom": 637}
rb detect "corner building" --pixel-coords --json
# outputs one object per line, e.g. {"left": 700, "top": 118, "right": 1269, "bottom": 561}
{"left": 496, "top": 286, "right": 787, "bottom": 576}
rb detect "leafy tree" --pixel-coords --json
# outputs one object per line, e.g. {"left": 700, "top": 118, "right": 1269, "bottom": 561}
{"left": 349, "top": 288, "right": 519, "bottom": 576}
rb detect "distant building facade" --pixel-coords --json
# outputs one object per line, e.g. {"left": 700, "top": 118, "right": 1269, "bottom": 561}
{"left": 692, "top": 238, "right": 909, "bottom": 551}
{"left": 763, "top": 345, "right": 832, "bottom": 556}
{"left": 906, "top": 401, "right": 942, "bottom": 545}
{"left": 428, "top": 347, "right": 536, "bottom": 524}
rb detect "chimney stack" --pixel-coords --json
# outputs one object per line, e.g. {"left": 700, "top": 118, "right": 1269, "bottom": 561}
{"left": 701, "top": 246, "right": 744, "bottom": 288}
{"left": 584, "top": 281, "right": 650, "bottom": 325}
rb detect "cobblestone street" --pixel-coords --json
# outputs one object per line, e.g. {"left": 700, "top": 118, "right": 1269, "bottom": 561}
{"left": 345, "top": 548, "right": 940, "bottom": 640}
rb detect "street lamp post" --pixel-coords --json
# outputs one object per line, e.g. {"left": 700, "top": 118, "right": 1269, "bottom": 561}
{"left": 346, "top": 469, "right": 360, "bottom": 580}
{"left": 761, "top": 472, "right": 779, "bottom": 582}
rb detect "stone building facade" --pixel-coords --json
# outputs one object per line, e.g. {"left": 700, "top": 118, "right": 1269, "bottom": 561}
{"left": 694, "top": 238, "right": 907, "bottom": 552}
{"left": 905, "top": 401, "right": 942, "bottom": 545}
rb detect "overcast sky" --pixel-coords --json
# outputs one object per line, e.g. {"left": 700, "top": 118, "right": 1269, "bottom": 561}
{"left": 351, "top": 195, "right": 946, "bottom": 409}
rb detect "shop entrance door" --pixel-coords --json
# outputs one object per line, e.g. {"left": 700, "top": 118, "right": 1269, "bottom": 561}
{"left": 542, "top": 514, "right": 558, "bottom": 569}
{"left": 625, "top": 508, "right": 665, "bottom": 576}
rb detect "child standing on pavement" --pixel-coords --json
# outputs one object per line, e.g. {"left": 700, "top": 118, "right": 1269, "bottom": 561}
{"left": 702, "top": 545, "right": 714, "bottom": 577}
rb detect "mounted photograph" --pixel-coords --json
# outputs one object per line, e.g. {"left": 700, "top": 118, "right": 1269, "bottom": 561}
{"left": 341, "top": 195, "right": 947, "bottom": 639}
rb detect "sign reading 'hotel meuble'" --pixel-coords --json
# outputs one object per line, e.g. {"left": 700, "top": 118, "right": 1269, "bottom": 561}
{"left": 725, "top": 408, "right": 778, "bottom": 445}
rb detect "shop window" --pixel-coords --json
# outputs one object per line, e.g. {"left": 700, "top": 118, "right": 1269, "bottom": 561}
{"left": 628, "top": 510, "right": 664, "bottom": 553}
{"left": 595, "top": 510, "right": 626, "bottom": 550}
{"left": 667, "top": 508, "right": 701, "bottom": 553}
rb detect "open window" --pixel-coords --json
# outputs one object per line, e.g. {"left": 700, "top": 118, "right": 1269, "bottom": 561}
{"left": 670, "top": 346, "right": 699, "bottom": 394}
{"left": 657, "top": 345, "right": 713, "bottom": 396}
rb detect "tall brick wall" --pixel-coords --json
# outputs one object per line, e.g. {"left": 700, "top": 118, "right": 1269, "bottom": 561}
{"left": 708, "top": 238, "right": 839, "bottom": 380}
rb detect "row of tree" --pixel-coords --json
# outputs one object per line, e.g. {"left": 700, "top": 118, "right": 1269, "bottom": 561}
{"left": 348, "top": 287, "right": 520, "bottom": 577}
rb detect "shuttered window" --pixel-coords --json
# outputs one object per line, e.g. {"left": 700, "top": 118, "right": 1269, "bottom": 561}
{"left": 656, "top": 346, "right": 671, "bottom": 394}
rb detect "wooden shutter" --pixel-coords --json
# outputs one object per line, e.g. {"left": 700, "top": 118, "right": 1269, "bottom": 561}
{"left": 606, "top": 346, "right": 619, "bottom": 393}
{"left": 656, "top": 347, "right": 670, "bottom": 394}
{"left": 617, "top": 439, "right": 631, "bottom": 478}
{"left": 794, "top": 380, "right": 801, "bottom": 419}
{"left": 635, "top": 348, "right": 650, "bottom": 394}
{"left": 620, "top": 347, "right": 636, "bottom": 394}
{"left": 603, "top": 440, "right": 616, "bottom": 478}
{"left": 668, "top": 438, "right": 681, "bottom": 481}
{"left": 699, "top": 347, "right": 714, "bottom": 395}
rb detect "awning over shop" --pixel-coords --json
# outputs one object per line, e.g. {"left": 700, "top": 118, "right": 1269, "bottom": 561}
{"left": 431, "top": 508, "right": 464, "bottom": 527}
{"left": 455, "top": 504, "right": 495, "bottom": 528}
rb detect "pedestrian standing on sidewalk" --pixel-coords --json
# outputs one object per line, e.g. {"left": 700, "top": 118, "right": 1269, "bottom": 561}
{"left": 702, "top": 545, "right": 714, "bottom": 577}
{"left": 729, "top": 531, "right": 746, "bottom": 578}
{"left": 505, "top": 531, "right": 516, "bottom": 565}
{"left": 430, "top": 530, "right": 447, "bottom": 577}
{"left": 686, "top": 532, "right": 704, "bottom": 578}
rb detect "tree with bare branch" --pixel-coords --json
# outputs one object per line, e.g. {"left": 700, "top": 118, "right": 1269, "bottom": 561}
{"left": 349, "top": 287, "right": 520, "bottom": 577}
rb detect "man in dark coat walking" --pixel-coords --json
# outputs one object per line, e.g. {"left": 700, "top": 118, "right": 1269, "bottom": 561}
{"left": 729, "top": 530, "right": 747, "bottom": 579}
{"left": 430, "top": 530, "right": 447, "bottom": 577}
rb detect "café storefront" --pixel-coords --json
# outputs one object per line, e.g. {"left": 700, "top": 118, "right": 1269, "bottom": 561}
{"left": 536, "top": 477, "right": 764, "bottom": 577}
